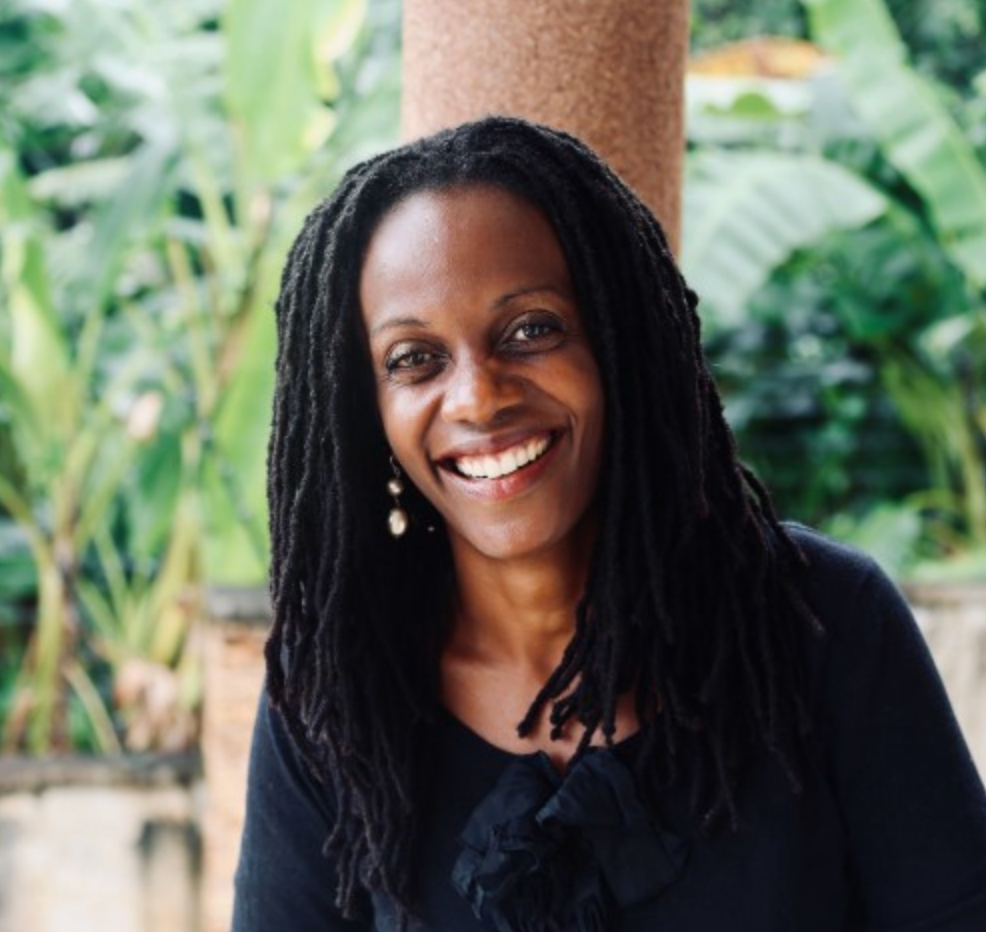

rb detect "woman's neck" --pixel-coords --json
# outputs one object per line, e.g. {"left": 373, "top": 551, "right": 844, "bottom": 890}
{"left": 441, "top": 521, "right": 645, "bottom": 768}
{"left": 445, "top": 524, "right": 594, "bottom": 677}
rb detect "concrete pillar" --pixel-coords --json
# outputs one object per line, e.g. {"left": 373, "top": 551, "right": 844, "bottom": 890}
{"left": 402, "top": 0, "right": 690, "bottom": 251}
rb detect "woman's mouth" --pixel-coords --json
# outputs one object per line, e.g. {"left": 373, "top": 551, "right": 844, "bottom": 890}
{"left": 443, "top": 432, "right": 557, "bottom": 480}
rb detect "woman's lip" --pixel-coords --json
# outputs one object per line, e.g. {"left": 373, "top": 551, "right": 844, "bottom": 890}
{"left": 436, "top": 428, "right": 556, "bottom": 463}
{"left": 436, "top": 432, "right": 563, "bottom": 501}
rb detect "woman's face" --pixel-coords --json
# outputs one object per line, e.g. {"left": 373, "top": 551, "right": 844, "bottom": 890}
{"left": 359, "top": 184, "right": 605, "bottom": 564}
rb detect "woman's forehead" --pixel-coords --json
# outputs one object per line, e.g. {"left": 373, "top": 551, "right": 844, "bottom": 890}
{"left": 359, "top": 185, "right": 572, "bottom": 312}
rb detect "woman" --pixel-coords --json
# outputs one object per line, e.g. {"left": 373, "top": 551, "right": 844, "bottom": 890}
{"left": 234, "top": 117, "right": 986, "bottom": 931}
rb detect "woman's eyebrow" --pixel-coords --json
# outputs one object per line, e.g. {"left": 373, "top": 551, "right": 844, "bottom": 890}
{"left": 492, "top": 285, "right": 570, "bottom": 309}
{"left": 370, "top": 316, "right": 431, "bottom": 337}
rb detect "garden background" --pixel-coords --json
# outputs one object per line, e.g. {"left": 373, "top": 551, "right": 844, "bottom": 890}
{"left": 0, "top": 0, "right": 984, "bottom": 926}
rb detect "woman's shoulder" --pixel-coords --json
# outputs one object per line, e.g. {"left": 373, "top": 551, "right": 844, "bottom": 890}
{"left": 783, "top": 521, "right": 883, "bottom": 587}
{"left": 780, "top": 521, "right": 907, "bottom": 636}
{"left": 777, "top": 522, "right": 949, "bottom": 747}
{"left": 780, "top": 522, "right": 981, "bottom": 799}
{"left": 779, "top": 526, "right": 986, "bottom": 928}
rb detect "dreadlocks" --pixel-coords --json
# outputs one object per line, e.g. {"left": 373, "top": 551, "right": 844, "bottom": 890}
{"left": 265, "top": 115, "right": 822, "bottom": 920}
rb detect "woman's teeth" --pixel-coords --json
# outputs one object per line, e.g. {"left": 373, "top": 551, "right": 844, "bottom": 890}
{"left": 453, "top": 434, "right": 553, "bottom": 480}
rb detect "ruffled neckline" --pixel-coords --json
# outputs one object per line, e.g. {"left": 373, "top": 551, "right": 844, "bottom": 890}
{"left": 450, "top": 742, "right": 688, "bottom": 931}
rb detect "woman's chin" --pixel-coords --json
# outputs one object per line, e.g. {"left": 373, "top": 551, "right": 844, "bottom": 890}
{"left": 444, "top": 508, "right": 599, "bottom": 569}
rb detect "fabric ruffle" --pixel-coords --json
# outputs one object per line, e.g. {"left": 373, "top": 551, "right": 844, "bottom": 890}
{"left": 451, "top": 748, "right": 687, "bottom": 931}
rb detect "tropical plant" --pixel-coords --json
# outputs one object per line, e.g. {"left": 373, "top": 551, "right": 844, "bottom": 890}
{"left": 683, "top": 0, "right": 986, "bottom": 569}
{"left": 0, "top": 0, "right": 399, "bottom": 754}
{"left": 804, "top": 0, "right": 986, "bottom": 553}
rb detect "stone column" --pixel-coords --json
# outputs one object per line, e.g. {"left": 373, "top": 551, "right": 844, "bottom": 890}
{"left": 402, "top": 0, "right": 691, "bottom": 251}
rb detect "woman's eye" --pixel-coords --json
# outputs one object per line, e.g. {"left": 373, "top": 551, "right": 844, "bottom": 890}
{"left": 388, "top": 351, "right": 428, "bottom": 369}
{"left": 515, "top": 322, "right": 552, "bottom": 341}
{"left": 384, "top": 345, "right": 442, "bottom": 376}
{"left": 505, "top": 314, "right": 564, "bottom": 348}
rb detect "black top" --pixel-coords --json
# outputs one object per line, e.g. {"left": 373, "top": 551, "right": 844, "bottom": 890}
{"left": 233, "top": 527, "right": 986, "bottom": 930}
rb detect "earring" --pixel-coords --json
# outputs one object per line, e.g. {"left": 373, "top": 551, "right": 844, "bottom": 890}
{"left": 387, "top": 456, "right": 409, "bottom": 538}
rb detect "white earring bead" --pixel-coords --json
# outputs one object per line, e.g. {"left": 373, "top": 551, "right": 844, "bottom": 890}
{"left": 388, "top": 507, "right": 409, "bottom": 538}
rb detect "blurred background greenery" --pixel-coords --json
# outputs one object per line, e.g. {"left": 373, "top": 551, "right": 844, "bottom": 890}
{"left": 0, "top": 0, "right": 983, "bottom": 755}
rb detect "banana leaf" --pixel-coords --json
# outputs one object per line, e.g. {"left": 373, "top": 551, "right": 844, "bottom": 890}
{"left": 683, "top": 149, "right": 886, "bottom": 327}
{"left": 803, "top": 0, "right": 986, "bottom": 289}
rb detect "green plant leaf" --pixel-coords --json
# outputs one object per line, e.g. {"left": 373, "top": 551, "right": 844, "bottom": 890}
{"left": 0, "top": 143, "right": 72, "bottom": 431}
{"left": 802, "top": 0, "right": 986, "bottom": 288}
{"left": 0, "top": 354, "right": 47, "bottom": 466}
{"left": 202, "top": 302, "right": 274, "bottom": 585}
{"left": 682, "top": 149, "right": 887, "bottom": 326}
{"left": 0, "top": 519, "right": 37, "bottom": 604}
{"left": 316, "top": 0, "right": 366, "bottom": 62}
{"left": 27, "top": 157, "right": 133, "bottom": 209}
{"left": 77, "top": 139, "right": 179, "bottom": 333}
{"left": 222, "top": 0, "right": 356, "bottom": 187}
{"left": 127, "top": 430, "right": 184, "bottom": 561}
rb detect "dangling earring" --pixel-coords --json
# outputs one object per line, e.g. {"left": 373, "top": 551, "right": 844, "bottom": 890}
{"left": 387, "top": 456, "right": 409, "bottom": 538}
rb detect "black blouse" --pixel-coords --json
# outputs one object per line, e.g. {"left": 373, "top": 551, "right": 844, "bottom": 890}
{"left": 233, "top": 527, "right": 986, "bottom": 930}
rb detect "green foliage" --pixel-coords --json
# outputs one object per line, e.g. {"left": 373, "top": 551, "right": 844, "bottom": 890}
{"left": 684, "top": 149, "right": 886, "bottom": 327}
{"left": 804, "top": 0, "right": 986, "bottom": 286}
{"left": 882, "top": 0, "right": 985, "bottom": 94}
{"left": 691, "top": 0, "right": 807, "bottom": 51}
{"left": 805, "top": 0, "right": 986, "bottom": 553}
{"left": 688, "top": 0, "right": 986, "bottom": 571}
{"left": 0, "top": 0, "right": 399, "bottom": 754}
{"left": 704, "top": 230, "right": 931, "bottom": 524}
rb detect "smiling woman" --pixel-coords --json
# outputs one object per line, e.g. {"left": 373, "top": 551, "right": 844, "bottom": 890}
{"left": 361, "top": 185, "right": 605, "bottom": 568}
{"left": 233, "top": 117, "right": 986, "bottom": 931}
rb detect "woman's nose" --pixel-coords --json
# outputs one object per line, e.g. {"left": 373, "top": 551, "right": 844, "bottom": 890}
{"left": 440, "top": 355, "right": 524, "bottom": 425}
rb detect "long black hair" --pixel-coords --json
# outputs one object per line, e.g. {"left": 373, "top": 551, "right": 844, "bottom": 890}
{"left": 265, "top": 115, "right": 821, "bottom": 918}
